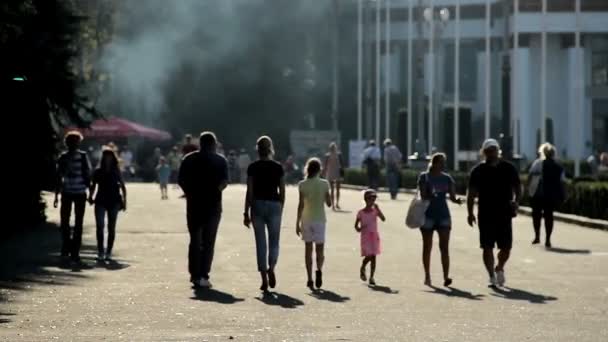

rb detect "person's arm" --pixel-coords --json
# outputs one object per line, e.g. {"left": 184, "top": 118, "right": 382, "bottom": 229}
{"left": 325, "top": 186, "right": 332, "bottom": 207}
{"left": 448, "top": 176, "right": 462, "bottom": 204}
{"left": 418, "top": 173, "right": 432, "bottom": 200}
{"left": 118, "top": 171, "right": 127, "bottom": 211}
{"left": 374, "top": 204, "right": 386, "bottom": 222}
{"left": 218, "top": 157, "right": 228, "bottom": 191}
{"left": 243, "top": 176, "right": 253, "bottom": 228}
{"left": 296, "top": 186, "right": 304, "bottom": 236}
{"left": 88, "top": 173, "right": 97, "bottom": 205}
{"left": 279, "top": 176, "right": 286, "bottom": 208}
{"left": 354, "top": 215, "right": 362, "bottom": 232}
{"left": 177, "top": 157, "right": 189, "bottom": 197}
{"left": 512, "top": 166, "right": 522, "bottom": 205}
{"left": 466, "top": 169, "right": 478, "bottom": 227}
{"left": 54, "top": 155, "right": 64, "bottom": 207}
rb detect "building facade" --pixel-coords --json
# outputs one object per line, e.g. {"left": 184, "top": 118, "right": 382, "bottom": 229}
{"left": 365, "top": 0, "right": 608, "bottom": 168}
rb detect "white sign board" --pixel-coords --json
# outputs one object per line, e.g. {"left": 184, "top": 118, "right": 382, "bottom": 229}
{"left": 289, "top": 130, "right": 341, "bottom": 164}
{"left": 349, "top": 140, "right": 367, "bottom": 169}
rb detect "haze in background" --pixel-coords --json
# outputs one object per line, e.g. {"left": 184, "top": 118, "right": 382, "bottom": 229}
{"left": 97, "top": 0, "right": 340, "bottom": 152}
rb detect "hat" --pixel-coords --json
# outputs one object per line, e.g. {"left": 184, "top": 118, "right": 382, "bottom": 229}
{"left": 481, "top": 138, "right": 500, "bottom": 151}
{"left": 363, "top": 189, "right": 377, "bottom": 198}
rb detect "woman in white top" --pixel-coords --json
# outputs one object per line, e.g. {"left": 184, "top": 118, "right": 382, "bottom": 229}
{"left": 323, "top": 142, "right": 344, "bottom": 211}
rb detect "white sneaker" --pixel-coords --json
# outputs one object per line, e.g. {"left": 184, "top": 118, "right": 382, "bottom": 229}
{"left": 197, "top": 279, "right": 213, "bottom": 288}
{"left": 496, "top": 270, "right": 506, "bottom": 286}
{"left": 489, "top": 275, "right": 498, "bottom": 287}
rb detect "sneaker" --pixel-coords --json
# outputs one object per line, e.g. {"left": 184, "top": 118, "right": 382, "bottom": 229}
{"left": 369, "top": 278, "right": 376, "bottom": 286}
{"left": 532, "top": 238, "right": 540, "bottom": 244}
{"left": 96, "top": 253, "right": 105, "bottom": 262}
{"left": 197, "top": 278, "right": 213, "bottom": 288}
{"left": 496, "top": 270, "right": 506, "bottom": 286}
{"left": 489, "top": 275, "right": 498, "bottom": 287}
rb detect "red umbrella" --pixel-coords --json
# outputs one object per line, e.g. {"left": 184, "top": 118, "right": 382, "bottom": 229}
{"left": 71, "top": 117, "right": 172, "bottom": 141}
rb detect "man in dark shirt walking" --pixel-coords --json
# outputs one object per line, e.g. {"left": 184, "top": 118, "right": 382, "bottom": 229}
{"left": 467, "top": 139, "right": 521, "bottom": 288}
{"left": 178, "top": 132, "right": 228, "bottom": 288}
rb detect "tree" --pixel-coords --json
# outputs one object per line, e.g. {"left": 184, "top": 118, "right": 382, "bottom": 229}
{"left": 2, "top": 0, "right": 100, "bottom": 237}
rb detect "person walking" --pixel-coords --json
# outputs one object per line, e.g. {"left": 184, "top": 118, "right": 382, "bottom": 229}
{"left": 243, "top": 136, "right": 286, "bottom": 293}
{"left": 88, "top": 148, "right": 127, "bottom": 261}
{"left": 323, "top": 142, "right": 344, "bottom": 210}
{"left": 384, "top": 139, "right": 403, "bottom": 200}
{"left": 178, "top": 132, "right": 228, "bottom": 289}
{"left": 418, "top": 153, "right": 463, "bottom": 287}
{"left": 54, "top": 131, "right": 91, "bottom": 264}
{"left": 296, "top": 158, "right": 331, "bottom": 290}
{"left": 528, "top": 143, "right": 566, "bottom": 248}
{"left": 181, "top": 134, "right": 198, "bottom": 156}
{"left": 362, "top": 140, "right": 381, "bottom": 190}
{"left": 467, "top": 139, "right": 521, "bottom": 287}
{"left": 354, "top": 189, "right": 386, "bottom": 286}
{"left": 156, "top": 157, "right": 171, "bottom": 200}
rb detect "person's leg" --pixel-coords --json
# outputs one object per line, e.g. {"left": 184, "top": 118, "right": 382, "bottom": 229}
{"left": 387, "top": 170, "right": 397, "bottom": 199}
{"left": 251, "top": 204, "right": 269, "bottom": 289}
{"left": 420, "top": 229, "right": 433, "bottom": 285}
{"left": 360, "top": 256, "right": 370, "bottom": 280}
{"left": 187, "top": 211, "right": 203, "bottom": 282}
{"left": 200, "top": 212, "right": 222, "bottom": 280}
{"left": 315, "top": 243, "right": 325, "bottom": 288}
{"left": 329, "top": 181, "right": 336, "bottom": 210}
{"left": 543, "top": 203, "right": 554, "bottom": 247}
{"left": 531, "top": 199, "right": 542, "bottom": 244}
{"left": 267, "top": 203, "right": 282, "bottom": 285}
{"left": 59, "top": 194, "right": 73, "bottom": 257}
{"left": 496, "top": 248, "right": 511, "bottom": 272}
{"left": 94, "top": 205, "right": 106, "bottom": 257}
{"left": 71, "top": 194, "right": 87, "bottom": 260}
{"left": 438, "top": 228, "right": 452, "bottom": 285}
{"left": 335, "top": 181, "right": 341, "bottom": 209}
{"left": 483, "top": 248, "right": 496, "bottom": 279}
{"left": 106, "top": 205, "right": 119, "bottom": 257}
{"left": 369, "top": 256, "right": 377, "bottom": 282}
{"left": 305, "top": 242, "right": 313, "bottom": 285}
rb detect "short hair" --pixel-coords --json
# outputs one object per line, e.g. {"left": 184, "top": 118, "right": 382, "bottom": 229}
{"left": 305, "top": 158, "right": 322, "bottom": 178}
{"left": 329, "top": 142, "right": 337, "bottom": 151}
{"left": 64, "top": 130, "right": 83, "bottom": 147}
{"left": 538, "top": 143, "right": 556, "bottom": 160}
{"left": 256, "top": 135, "right": 275, "bottom": 158}
{"left": 199, "top": 131, "right": 217, "bottom": 150}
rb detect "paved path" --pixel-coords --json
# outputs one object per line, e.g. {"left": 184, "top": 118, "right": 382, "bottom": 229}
{"left": 1, "top": 184, "right": 607, "bottom": 341}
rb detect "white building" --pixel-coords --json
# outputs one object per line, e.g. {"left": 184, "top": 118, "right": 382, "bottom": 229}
{"left": 362, "top": 0, "right": 608, "bottom": 170}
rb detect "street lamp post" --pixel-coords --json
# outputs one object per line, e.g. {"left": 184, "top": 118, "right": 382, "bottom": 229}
{"left": 423, "top": 4, "right": 450, "bottom": 155}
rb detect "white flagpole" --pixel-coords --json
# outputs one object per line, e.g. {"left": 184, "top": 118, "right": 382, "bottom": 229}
{"left": 385, "top": 0, "right": 391, "bottom": 140}
{"left": 454, "top": 0, "right": 460, "bottom": 171}
{"left": 357, "top": 0, "right": 363, "bottom": 140}
{"left": 407, "top": 0, "right": 413, "bottom": 158}
{"left": 484, "top": 0, "right": 491, "bottom": 139}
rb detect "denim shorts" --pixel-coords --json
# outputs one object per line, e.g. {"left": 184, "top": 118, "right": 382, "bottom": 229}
{"left": 421, "top": 217, "right": 451, "bottom": 230}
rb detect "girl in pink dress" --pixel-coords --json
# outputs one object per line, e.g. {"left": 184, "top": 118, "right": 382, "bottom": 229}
{"left": 354, "top": 189, "right": 386, "bottom": 285}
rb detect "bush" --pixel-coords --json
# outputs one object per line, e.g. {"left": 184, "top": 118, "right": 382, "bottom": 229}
{"left": 345, "top": 168, "right": 608, "bottom": 220}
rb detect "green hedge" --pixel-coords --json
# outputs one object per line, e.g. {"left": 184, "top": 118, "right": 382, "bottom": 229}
{"left": 344, "top": 168, "right": 608, "bottom": 220}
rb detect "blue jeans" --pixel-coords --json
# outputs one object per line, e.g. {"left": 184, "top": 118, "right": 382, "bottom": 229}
{"left": 252, "top": 200, "right": 283, "bottom": 272}
{"left": 95, "top": 204, "right": 120, "bottom": 255}
{"left": 386, "top": 166, "right": 400, "bottom": 198}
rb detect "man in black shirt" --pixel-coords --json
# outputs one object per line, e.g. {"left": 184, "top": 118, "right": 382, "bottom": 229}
{"left": 467, "top": 139, "right": 521, "bottom": 288}
{"left": 178, "top": 132, "right": 228, "bottom": 288}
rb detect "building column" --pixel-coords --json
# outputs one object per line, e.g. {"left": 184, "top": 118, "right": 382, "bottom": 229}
{"left": 567, "top": 47, "right": 585, "bottom": 161}
{"left": 512, "top": 47, "right": 535, "bottom": 159}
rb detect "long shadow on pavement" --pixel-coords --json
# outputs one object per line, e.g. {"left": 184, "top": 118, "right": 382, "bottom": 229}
{"left": 367, "top": 284, "right": 399, "bottom": 294}
{"left": 425, "top": 285, "right": 485, "bottom": 301}
{"left": 490, "top": 286, "right": 558, "bottom": 304}
{"left": 0, "top": 312, "right": 15, "bottom": 324}
{"left": 545, "top": 246, "right": 591, "bottom": 255}
{"left": 256, "top": 291, "right": 305, "bottom": 309}
{"left": 308, "top": 289, "right": 350, "bottom": 303}
{"left": 191, "top": 288, "right": 245, "bottom": 304}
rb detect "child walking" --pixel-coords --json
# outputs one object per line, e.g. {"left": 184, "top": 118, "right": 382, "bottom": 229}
{"left": 156, "top": 156, "right": 171, "bottom": 200}
{"left": 296, "top": 158, "right": 331, "bottom": 290}
{"left": 355, "top": 189, "right": 386, "bottom": 285}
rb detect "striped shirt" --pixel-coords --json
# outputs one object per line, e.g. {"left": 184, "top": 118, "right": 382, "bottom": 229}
{"left": 58, "top": 151, "right": 91, "bottom": 194}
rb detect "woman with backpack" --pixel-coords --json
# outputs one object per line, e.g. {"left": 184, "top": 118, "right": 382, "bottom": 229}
{"left": 528, "top": 143, "right": 566, "bottom": 248}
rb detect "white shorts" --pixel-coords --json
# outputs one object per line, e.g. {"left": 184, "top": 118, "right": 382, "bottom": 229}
{"left": 301, "top": 222, "right": 326, "bottom": 244}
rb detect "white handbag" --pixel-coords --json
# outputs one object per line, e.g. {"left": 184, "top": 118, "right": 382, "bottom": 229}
{"left": 405, "top": 175, "right": 430, "bottom": 229}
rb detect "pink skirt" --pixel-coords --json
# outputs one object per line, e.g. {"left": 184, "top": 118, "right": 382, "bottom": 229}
{"left": 360, "top": 230, "right": 381, "bottom": 256}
